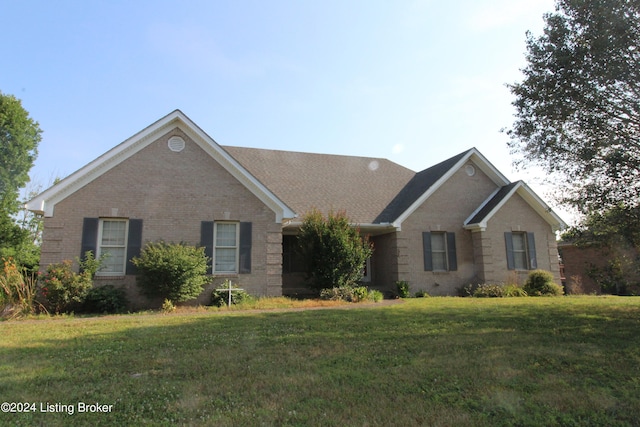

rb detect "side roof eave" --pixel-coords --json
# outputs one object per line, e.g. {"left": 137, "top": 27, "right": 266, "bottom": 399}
{"left": 25, "top": 110, "right": 296, "bottom": 222}
{"left": 391, "top": 148, "right": 510, "bottom": 229}
{"left": 463, "top": 181, "right": 567, "bottom": 232}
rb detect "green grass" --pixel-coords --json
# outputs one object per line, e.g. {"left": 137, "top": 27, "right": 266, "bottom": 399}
{"left": 1, "top": 296, "right": 640, "bottom": 426}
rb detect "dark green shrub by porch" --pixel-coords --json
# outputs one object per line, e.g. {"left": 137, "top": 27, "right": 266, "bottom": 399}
{"left": 132, "top": 241, "right": 210, "bottom": 304}
{"left": 297, "top": 209, "right": 373, "bottom": 291}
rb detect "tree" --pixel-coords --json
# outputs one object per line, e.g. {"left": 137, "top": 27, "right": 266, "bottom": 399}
{"left": 0, "top": 92, "right": 42, "bottom": 268}
{"left": 297, "top": 209, "right": 373, "bottom": 291}
{"left": 505, "top": 0, "right": 640, "bottom": 217}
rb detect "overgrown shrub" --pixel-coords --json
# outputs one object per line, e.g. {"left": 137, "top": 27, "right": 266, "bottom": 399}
{"left": 472, "top": 283, "right": 505, "bottom": 298}
{"left": 132, "top": 241, "right": 210, "bottom": 304}
{"left": 82, "top": 285, "right": 128, "bottom": 314}
{"left": 1, "top": 257, "right": 41, "bottom": 318}
{"left": 458, "top": 283, "right": 477, "bottom": 297}
{"left": 210, "top": 280, "right": 254, "bottom": 307}
{"left": 320, "top": 286, "right": 381, "bottom": 303}
{"left": 523, "top": 270, "right": 564, "bottom": 296}
{"left": 40, "top": 252, "right": 101, "bottom": 313}
{"left": 396, "top": 281, "right": 410, "bottom": 298}
{"left": 297, "top": 209, "right": 373, "bottom": 291}
{"left": 352, "top": 286, "right": 369, "bottom": 302}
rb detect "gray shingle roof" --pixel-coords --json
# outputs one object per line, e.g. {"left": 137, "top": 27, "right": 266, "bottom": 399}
{"left": 374, "top": 149, "right": 475, "bottom": 223}
{"left": 465, "top": 181, "right": 521, "bottom": 226}
{"left": 222, "top": 146, "right": 415, "bottom": 223}
{"left": 223, "top": 146, "right": 474, "bottom": 225}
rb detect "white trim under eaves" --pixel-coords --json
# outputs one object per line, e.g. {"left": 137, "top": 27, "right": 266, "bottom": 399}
{"left": 391, "top": 148, "right": 510, "bottom": 230}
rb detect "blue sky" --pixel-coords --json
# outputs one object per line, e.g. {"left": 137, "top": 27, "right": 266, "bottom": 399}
{"left": 4, "top": 0, "right": 570, "bottom": 220}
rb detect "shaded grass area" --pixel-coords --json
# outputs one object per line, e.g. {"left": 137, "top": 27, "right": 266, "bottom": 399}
{"left": 1, "top": 297, "right": 639, "bottom": 426}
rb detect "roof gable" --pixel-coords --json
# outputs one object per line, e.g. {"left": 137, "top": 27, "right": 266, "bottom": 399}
{"left": 464, "top": 181, "right": 566, "bottom": 232}
{"left": 26, "top": 110, "right": 296, "bottom": 222}
{"left": 385, "top": 148, "right": 510, "bottom": 228}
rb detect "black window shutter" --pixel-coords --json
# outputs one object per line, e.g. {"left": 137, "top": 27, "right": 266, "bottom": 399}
{"left": 201, "top": 221, "right": 214, "bottom": 274}
{"left": 126, "top": 219, "right": 143, "bottom": 275}
{"left": 527, "top": 232, "right": 537, "bottom": 269}
{"left": 505, "top": 232, "right": 515, "bottom": 270}
{"left": 80, "top": 218, "right": 99, "bottom": 262}
{"left": 422, "top": 232, "right": 433, "bottom": 271}
{"left": 447, "top": 232, "right": 457, "bottom": 271}
{"left": 239, "top": 222, "right": 252, "bottom": 274}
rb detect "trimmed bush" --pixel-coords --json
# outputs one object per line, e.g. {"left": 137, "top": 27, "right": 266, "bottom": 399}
{"left": 82, "top": 285, "right": 128, "bottom": 314}
{"left": 414, "top": 290, "right": 430, "bottom": 298}
{"left": 132, "top": 241, "right": 210, "bottom": 304}
{"left": 524, "top": 270, "right": 564, "bottom": 296}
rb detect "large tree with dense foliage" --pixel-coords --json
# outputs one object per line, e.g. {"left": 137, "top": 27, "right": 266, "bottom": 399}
{"left": 0, "top": 92, "right": 42, "bottom": 268}
{"left": 506, "top": 0, "right": 640, "bottom": 221}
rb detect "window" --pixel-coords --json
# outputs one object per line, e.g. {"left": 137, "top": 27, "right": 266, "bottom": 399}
{"left": 511, "top": 232, "right": 528, "bottom": 270}
{"left": 97, "top": 219, "right": 128, "bottom": 275}
{"left": 423, "top": 231, "right": 457, "bottom": 272}
{"left": 200, "top": 221, "right": 251, "bottom": 275}
{"left": 214, "top": 222, "right": 239, "bottom": 273}
{"left": 505, "top": 231, "right": 537, "bottom": 270}
{"left": 430, "top": 232, "right": 448, "bottom": 271}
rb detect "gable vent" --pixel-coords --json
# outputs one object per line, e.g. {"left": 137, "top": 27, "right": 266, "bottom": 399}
{"left": 168, "top": 136, "right": 185, "bottom": 152}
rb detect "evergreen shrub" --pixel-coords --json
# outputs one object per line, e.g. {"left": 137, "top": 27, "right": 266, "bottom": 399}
{"left": 132, "top": 241, "right": 210, "bottom": 304}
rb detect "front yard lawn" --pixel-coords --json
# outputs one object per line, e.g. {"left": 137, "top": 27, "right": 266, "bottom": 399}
{"left": 1, "top": 296, "right": 639, "bottom": 426}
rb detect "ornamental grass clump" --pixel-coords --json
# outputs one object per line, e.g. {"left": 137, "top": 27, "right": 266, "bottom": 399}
{"left": 0, "top": 257, "right": 42, "bottom": 318}
{"left": 132, "top": 241, "right": 210, "bottom": 304}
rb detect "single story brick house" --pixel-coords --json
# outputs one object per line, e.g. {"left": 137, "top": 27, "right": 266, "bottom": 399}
{"left": 27, "top": 110, "right": 566, "bottom": 306}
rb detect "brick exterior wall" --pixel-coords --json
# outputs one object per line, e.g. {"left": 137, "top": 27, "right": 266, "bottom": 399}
{"left": 394, "top": 161, "right": 562, "bottom": 296}
{"left": 397, "top": 161, "right": 498, "bottom": 295}
{"left": 558, "top": 244, "right": 603, "bottom": 294}
{"left": 39, "top": 128, "right": 282, "bottom": 308}
{"left": 481, "top": 193, "right": 561, "bottom": 285}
